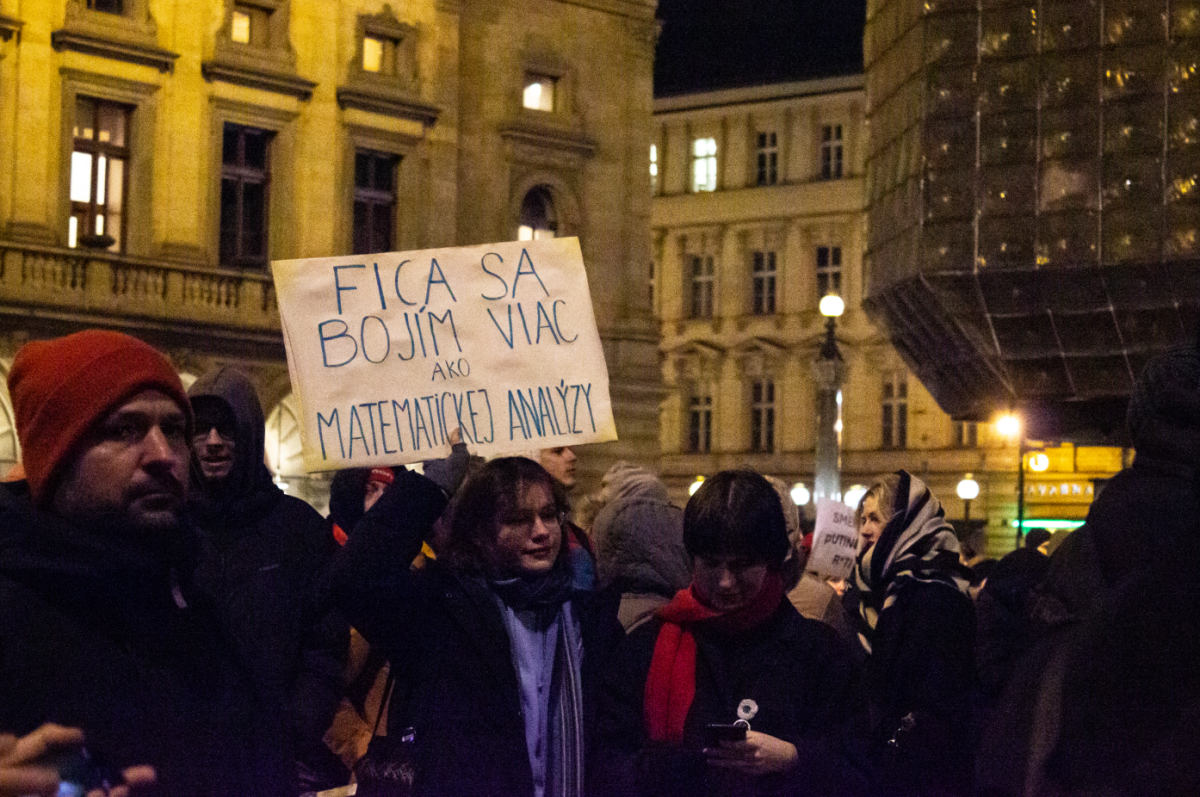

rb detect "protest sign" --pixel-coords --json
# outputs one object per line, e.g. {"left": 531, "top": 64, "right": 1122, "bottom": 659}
{"left": 271, "top": 237, "right": 617, "bottom": 471}
{"left": 808, "top": 498, "right": 859, "bottom": 580}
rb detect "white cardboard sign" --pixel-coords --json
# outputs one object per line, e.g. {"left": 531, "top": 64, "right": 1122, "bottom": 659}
{"left": 808, "top": 498, "right": 860, "bottom": 580}
{"left": 271, "top": 238, "right": 617, "bottom": 472}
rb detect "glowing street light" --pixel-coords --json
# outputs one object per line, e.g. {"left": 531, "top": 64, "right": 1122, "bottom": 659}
{"left": 957, "top": 475, "right": 979, "bottom": 524}
{"left": 790, "top": 482, "right": 810, "bottom": 506}
{"left": 1028, "top": 452, "right": 1050, "bottom": 472}
{"left": 995, "top": 411, "right": 1027, "bottom": 548}
{"left": 689, "top": 475, "right": 705, "bottom": 496}
{"left": 843, "top": 484, "right": 868, "bottom": 509}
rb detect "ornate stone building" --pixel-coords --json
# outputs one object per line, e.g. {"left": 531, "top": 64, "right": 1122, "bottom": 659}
{"left": 650, "top": 75, "right": 1124, "bottom": 555}
{"left": 0, "top": 0, "right": 660, "bottom": 506}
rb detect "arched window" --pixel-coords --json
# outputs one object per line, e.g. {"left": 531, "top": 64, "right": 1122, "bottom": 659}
{"left": 517, "top": 187, "right": 557, "bottom": 241}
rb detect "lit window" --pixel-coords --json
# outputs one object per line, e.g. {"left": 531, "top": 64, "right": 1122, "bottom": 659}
{"left": 650, "top": 144, "right": 658, "bottom": 192}
{"left": 523, "top": 75, "right": 555, "bottom": 112}
{"left": 69, "top": 97, "right": 129, "bottom": 252}
{"left": 756, "top": 131, "right": 778, "bottom": 186}
{"left": 220, "top": 124, "right": 273, "bottom": 268}
{"left": 752, "top": 251, "right": 777, "bottom": 315}
{"left": 751, "top": 380, "right": 776, "bottom": 453}
{"left": 517, "top": 187, "right": 557, "bottom": 241}
{"left": 231, "top": 4, "right": 269, "bottom": 46}
{"left": 816, "top": 245, "right": 842, "bottom": 298}
{"left": 353, "top": 151, "right": 399, "bottom": 255}
{"left": 882, "top": 372, "right": 908, "bottom": 450}
{"left": 821, "top": 124, "right": 844, "bottom": 180}
{"left": 689, "top": 254, "right": 714, "bottom": 318}
{"left": 689, "top": 386, "right": 713, "bottom": 453}
{"left": 692, "top": 137, "right": 717, "bottom": 192}
{"left": 363, "top": 36, "right": 384, "bottom": 72}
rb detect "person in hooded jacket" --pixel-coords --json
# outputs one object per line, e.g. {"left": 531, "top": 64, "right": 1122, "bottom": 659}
{"left": 0, "top": 330, "right": 292, "bottom": 797}
{"left": 188, "top": 366, "right": 349, "bottom": 792}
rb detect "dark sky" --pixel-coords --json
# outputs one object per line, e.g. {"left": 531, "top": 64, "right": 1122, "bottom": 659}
{"left": 654, "top": 0, "right": 867, "bottom": 97}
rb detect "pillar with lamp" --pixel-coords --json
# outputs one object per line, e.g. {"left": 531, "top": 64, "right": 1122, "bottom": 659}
{"left": 995, "top": 412, "right": 1025, "bottom": 548}
{"left": 813, "top": 293, "right": 845, "bottom": 504}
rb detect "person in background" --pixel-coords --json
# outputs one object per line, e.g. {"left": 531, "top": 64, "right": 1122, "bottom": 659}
{"left": 0, "top": 330, "right": 292, "bottom": 796}
{"left": 188, "top": 366, "right": 349, "bottom": 793}
{"left": 589, "top": 464, "right": 690, "bottom": 632}
{"left": 787, "top": 532, "right": 860, "bottom": 649}
{"left": 334, "top": 458, "right": 621, "bottom": 797}
{"left": 597, "top": 469, "right": 872, "bottom": 797}
{"left": 538, "top": 446, "right": 578, "bottom": 492}
{"left": 852, "top": 471, "right": 976, "bottom": 797}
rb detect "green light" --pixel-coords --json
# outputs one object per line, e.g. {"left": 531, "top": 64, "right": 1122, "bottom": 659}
{"left": 1008, "top": 519, "right": 1085, "bottom": 531}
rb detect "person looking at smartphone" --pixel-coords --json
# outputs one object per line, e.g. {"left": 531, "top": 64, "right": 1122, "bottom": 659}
{"left": 0, "top": 331, "right": 293, "bottom": 796}
{"left": 596, "top": 469, "right": 872, "bottom": 797}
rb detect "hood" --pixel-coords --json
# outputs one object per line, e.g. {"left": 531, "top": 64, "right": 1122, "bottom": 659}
{"left": 592, "top": 495, "right": 690, "bottom": 598}
{"left": 598, "top": 461, "right": 669, "bottom": 506}
{"left": 187, "top": 367, "right": 277, "bottom": 519}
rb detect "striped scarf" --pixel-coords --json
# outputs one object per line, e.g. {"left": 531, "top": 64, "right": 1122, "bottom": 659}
{"left": 854, "top": 470, "right": 971, "bottom": 654}
{"left": 548, "top": 602, "right": 585, "bottom": 797}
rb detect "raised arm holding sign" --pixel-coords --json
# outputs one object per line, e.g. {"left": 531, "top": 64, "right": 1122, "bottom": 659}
{"left": 272, "top": 238, "right": 617, "bottom": 472}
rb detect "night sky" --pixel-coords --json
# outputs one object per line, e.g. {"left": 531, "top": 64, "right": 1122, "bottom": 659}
{"left": 654, "top": 0, "right": 867, "bottom": 97}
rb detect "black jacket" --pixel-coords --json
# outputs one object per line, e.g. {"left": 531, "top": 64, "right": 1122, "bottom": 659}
{"left": 188, "top": 367, "right": 349, "bottom": 789}
{"left": 0, "top": 480, "right": 293, "bottom": 796}
{"left": 595, "top": 600, "right": 873, "bottom": 797}
{"left": 333, "top": 468, "right": 622, "bottom": 797}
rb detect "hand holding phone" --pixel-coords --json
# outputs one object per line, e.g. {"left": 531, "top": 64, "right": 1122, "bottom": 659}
{"left": 703, "top": 721, "right": 748, "bottom": 748}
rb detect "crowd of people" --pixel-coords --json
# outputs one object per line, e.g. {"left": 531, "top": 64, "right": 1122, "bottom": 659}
{"left": 0, "top": 328, "right": 1195, "bottom": 797}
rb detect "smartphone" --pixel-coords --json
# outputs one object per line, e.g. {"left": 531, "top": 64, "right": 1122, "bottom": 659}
{"left": 33, "top": 745, "right": 118, "bottom": 797}
{"left": 704, "top": 722, "right": 748, "bottom": 747}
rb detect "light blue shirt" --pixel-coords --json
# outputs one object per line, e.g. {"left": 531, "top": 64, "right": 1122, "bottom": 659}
{"left": 500, "top": 603, "right": 560, "bottom": 797}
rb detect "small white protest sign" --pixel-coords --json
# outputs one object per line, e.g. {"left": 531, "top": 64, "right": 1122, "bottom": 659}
{"left": 808, "top": 498, "right": 860, "bottom": 580}
{"left": 271, "top": 237, "right": 617, "bottom": 471}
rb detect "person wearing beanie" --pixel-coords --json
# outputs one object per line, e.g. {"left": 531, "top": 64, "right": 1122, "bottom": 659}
{"left": 0, "top": 330, "right": 293, "bottom": 797}
{"left": 186, "top": 366, "right": 349, "bottom": 793}
{"left": 596, "top": 469, "right": 872, "bottom": 797}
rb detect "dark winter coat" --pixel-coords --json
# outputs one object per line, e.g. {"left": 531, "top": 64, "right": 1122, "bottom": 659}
{"left": 595, "top": 600, "right": 873, "bottom": 797}
{"left": 188, "top": 367, "right": 349, "bottom": 788}
{"left": 333, "top": 468, "right": 623, "bottom": 797}
{"left": 866, "top": 580, "right": 976, "bottom": 797}
{"left": 0, "top": 480, "right": 293, "bottom": 797}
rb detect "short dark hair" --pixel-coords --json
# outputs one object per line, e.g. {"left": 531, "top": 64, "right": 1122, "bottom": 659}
{"left": 442, "top": 457, "right": 568, "bottom": 572}
{"left": 683, "top": 469, "right": 791, "bottom": 568}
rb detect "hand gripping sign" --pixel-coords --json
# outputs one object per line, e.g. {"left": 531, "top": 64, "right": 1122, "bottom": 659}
{"left": 271, "top": 238, "right": 617, "bottom": 471}
{"left": 808, "top": 499, "right": 860, "bottom": 581}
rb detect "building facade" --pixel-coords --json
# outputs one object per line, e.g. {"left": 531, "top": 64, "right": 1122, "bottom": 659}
{"left": 0, "top": 0, "right": 660, "bottom": 507}
{"left": 650, "top": 75, "right": 1122, "bottom": 555}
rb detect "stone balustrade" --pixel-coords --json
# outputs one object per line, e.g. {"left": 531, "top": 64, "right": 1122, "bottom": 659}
{"left": 0, "top": 242, "right": 280, "bottom": 333}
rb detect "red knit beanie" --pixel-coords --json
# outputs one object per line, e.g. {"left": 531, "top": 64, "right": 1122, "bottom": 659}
{"left": 8, "top": 330, "right": 192, "bottom": 506}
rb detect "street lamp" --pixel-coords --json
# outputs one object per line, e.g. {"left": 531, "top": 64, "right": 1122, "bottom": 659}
{"left": 957, "top": 474, "right": 980, "bottom": 524}
{"left": 813, "top": 294, "right": 845, "bottom": 503}
{"left": 689, "top": 475, "right": 705, "bottom": 496}
{"left": 790, "top": 482, "right": 810, "bottom": 507}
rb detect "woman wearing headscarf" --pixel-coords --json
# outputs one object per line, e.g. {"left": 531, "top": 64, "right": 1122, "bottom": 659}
{"left": 596, "top": 469, "right": 872, "bottom": 797}
{"left": 852, "top": 470, "right": 976, "bottom": 797}
{"left": 333, "top": 458, "right": 621, "bottom": 797}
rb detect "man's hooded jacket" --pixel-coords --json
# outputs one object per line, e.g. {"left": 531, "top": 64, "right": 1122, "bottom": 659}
{"left": 188, "top": 367, "right": 349, "bottom": 789}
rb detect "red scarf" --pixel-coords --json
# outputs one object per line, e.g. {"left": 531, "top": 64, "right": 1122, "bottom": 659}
{"left": 643, "top": 572, "right": 784, "bottom": 743}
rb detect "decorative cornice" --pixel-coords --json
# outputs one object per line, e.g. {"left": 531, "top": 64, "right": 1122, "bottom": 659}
{"left": 499, "top": 122, "right": 596, "bottom": 158}
{"left": 336, "top": 85, "right": 440, "bottom": 126}
{"left": 51, "top": 28, "right": 178, "bottom": 72}
{"left": 0, "top": 14, "right": 21, "bottom": 42}
{"left": 202, "top": 59, "right": 316, "bottom": 100}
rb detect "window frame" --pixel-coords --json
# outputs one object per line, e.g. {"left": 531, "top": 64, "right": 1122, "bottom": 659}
{"left": 219, "top": 123, "right": 274, "bottom": 270}
{"left": 58, "top": 69, "right": 159, "bottom": 256}
{"left": 689, "top": 253, "right": 715, "bottom": 319}
{"left": 688, "top": 385, "right": 714, "bottom": 454}
{"left": 756, "top": 130, "right": 778, "bottom": 186}
{"left": 954, "top": 420, "right": 979, "bottom": 448}
{"left": 352, "top": 149, "right": 400, "bottom": 255}
{"left": 751, "top": 379, "right": 776, "bottom": 453}
{"left": 69, "top": 97, "right": 132, "bottom": 252}
{"left": 882, "top": 371, "right": 909, "bottom": 450}
{"left": 692, "top": 137, "right": 718, "bottom": 192}
{"left": 752, "top": 250, "right": 777, "bottom": 315}
{"left": 816, "top": 244, "right": 843, "bottom": 298}
{"left": 820, "top": 123, "right": 844, "bottom": 180}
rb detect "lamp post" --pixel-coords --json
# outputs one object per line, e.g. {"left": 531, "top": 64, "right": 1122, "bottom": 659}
{"left": 957, "top": 475, "right": 980, "bottom": 525}
{"left": 813, "top": 294, "right": 845, "bottom": 503}
{"left": 995, "top": 413, "right": 1023, "bottom": 549}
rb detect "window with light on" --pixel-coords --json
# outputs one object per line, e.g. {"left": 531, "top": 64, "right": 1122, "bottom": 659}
{"left": 69, "top": 97, "right": 129, "bottom": 252}
{"left": 523, "top": 75, "right": 556, "bottom": 112}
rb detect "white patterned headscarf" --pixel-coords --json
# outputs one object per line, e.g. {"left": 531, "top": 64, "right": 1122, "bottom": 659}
{"left": 854, "top": 470, "right": 971, "bottom": 654}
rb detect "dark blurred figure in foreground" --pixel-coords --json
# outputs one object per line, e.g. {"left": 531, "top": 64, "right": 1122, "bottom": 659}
{"left": 189, "top": 366, "right": 348, "bottom": 792}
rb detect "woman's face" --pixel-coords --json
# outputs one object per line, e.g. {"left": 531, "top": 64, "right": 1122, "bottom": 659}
{"left": 858, "top": 494, "right": 889, "bottom": 550}
{"left": 492, "top": 481, "right": 563, "bottom": 577}
{"left": 691, "top": 554, "right": 768, "bottom": 612}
